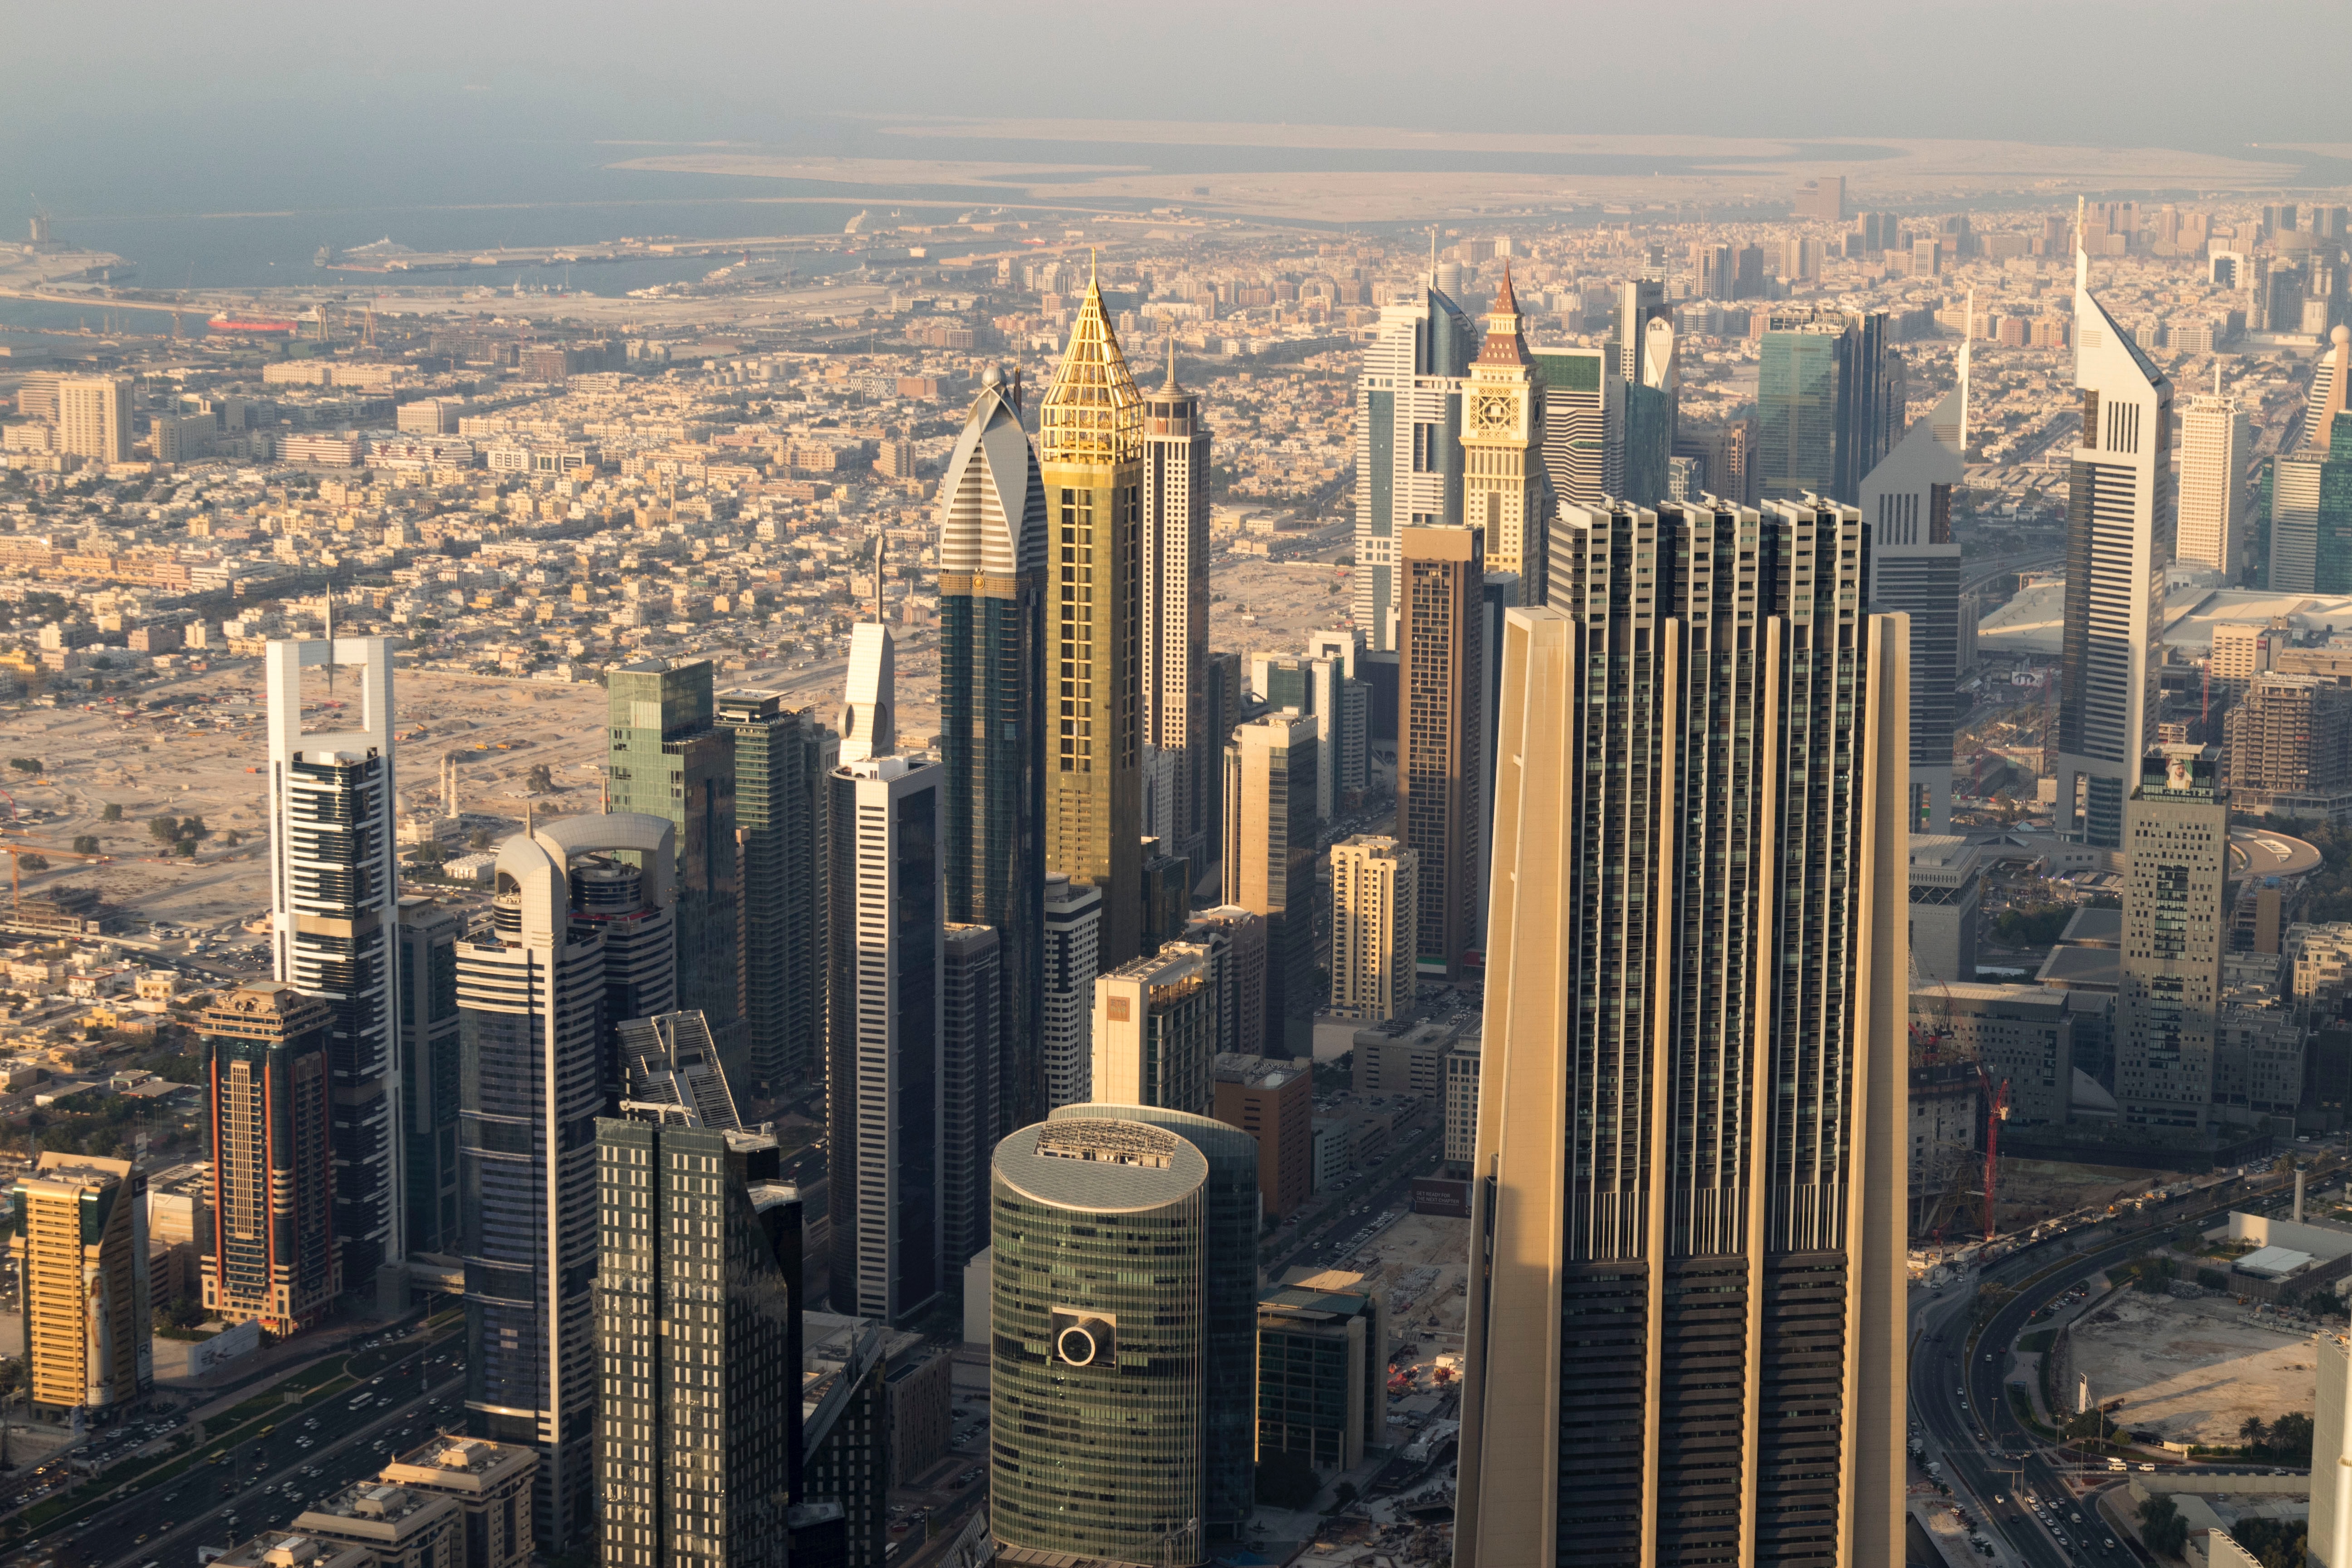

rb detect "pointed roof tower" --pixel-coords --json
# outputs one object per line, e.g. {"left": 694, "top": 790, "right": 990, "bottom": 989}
{"left": 1161, "top": 330, "right": 1182, "bottom": 394}
{"left": 1475, "top": 261, "right": 1531, "bottom": 367}
{"left": 937, "top": 366, "right": 1046, "bottom": 578}
{"left": 1039, "top": 265, "right": 1141, "bottom": 466}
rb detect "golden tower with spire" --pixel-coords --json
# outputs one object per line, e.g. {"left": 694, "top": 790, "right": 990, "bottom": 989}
{"left": 1461, "top": 264, "right": 1549, "bottom": 604}
{"left": 1038, "top": 259, "right": 1146, "bottom": 964}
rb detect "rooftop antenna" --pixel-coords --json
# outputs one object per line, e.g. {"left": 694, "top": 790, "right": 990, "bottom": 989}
{"left": 323, "top": 589, "right": 335, "bottom": 701}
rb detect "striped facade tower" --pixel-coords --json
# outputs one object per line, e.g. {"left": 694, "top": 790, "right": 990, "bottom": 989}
{"left": 1455, "top": 496, "right": 1909, "bottom": 1568}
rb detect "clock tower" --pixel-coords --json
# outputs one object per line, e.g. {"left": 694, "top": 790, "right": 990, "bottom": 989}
{"left": 1461, "top": 265, "right": 1549, "bottom": 604}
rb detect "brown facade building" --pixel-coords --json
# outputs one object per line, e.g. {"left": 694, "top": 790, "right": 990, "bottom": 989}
{"left": 201, "top": 983, "right": 340, "bottom": 1333}
{"left": 1212, "top": 1052, "right": 1314, "bottom": 1219}
{"left": 1396, "top": 525, "right": 1483, "bottom": 980}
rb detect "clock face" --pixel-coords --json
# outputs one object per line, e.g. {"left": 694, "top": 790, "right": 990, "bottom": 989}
{"left": 1475, "top": 392, "right": 1516, "bottom": 433}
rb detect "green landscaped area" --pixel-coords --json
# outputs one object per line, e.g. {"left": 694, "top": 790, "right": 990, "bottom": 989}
{"left": 2019, "top": 1328, "right": 2058, "bottom": 1354}
{"left": 6, "top": 1314, "right": 460, "bottom": 1543}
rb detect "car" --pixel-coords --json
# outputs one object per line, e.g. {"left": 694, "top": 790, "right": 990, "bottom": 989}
{"left": 2105, "top": 1539, "right": 2117, "bottom": 1549}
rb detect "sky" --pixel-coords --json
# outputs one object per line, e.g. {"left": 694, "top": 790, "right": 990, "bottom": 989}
{"left": 5, "top": 0, "right": 2351, "bottom": 230}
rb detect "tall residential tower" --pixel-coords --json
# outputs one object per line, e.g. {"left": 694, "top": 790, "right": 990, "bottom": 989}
{"left": 936, "top": 368, "right": 1048, "bottom": 1131}
{"left": 1142, "top": 339, "right": 1215, "bottom": 865}
{"left": 1351, "top": 267, "right": 1477, "bottom": 650}
{"left": 1863, "top": 383, "right": 1966, "bottom": 830}
{"left": 267, "top": 633, "right": 402, "bottom": 1288}
{"left": 1455, "top": 497, "right": 1909, "bottom": 1568}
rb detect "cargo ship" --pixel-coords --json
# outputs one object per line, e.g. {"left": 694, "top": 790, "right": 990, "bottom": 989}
{"left": 207, "top": 311, "right": 298, "bottom": 334}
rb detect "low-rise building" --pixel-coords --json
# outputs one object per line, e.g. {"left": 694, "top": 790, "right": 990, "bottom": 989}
{"left": 378, "top": 1436, "right": 537, "bottom": 1568}
{"left": 292, "top": 1481, "right": 463, "bottom": 1568}
{"left": 209, "top": 1534, "right": 373, "bottom": 1568}
{"left": 1257, "top": 1269, "right": 1387, "bottom": 1474}
{"left": 1350, "top": 1018, "right": 1455, "bottom": 1098}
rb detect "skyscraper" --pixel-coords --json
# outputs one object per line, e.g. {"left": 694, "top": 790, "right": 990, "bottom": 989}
{"left": 607, "top": 659, "right": 741, "bottom": 1066}
{"left": 11, "top": 1153, "right": 150, "bottom": 1423}
{"left": 267, "top": 633, "right": 402, "bottom": 1288}
{"left": 935, "top": 368, "right": 1047, "bottom": 1132}
{"left": 596, "top": 1113, "right": 801, "bottom": 1568}
{"left": 1396, "top": 525, "right": 1482, "bottom": 980}
{"left": 715, "top": 690, "right": 833, "bottom": 1100}
{"left": 1142, "top": 339, "right": 1214, "bottom": 865}
{"left": 456, "top": 811, "right": 678, "bottom": 1546}
{"left": 2056, "top": 217, "right": 2176, "bottom": 847}
{"left": 1040, "top": 873, "right": 1102, "bottom": 1110}
{"left": 1455, "top": 496, "right": 1909, "bottom": 1568}
{"left": 826, "top": 753, "right": 943, "bottom": 1325}
{"left": 395, "top": 896, "right": 463, "bottom": 1257}
{"left": 1863, "top": 384, "right": 1966, "bottom": 830}
{"left": 988, "top": 1105, "right": 1260, "bottom": 1564}
{"left": 1328, "top": 835, "right": 1416, "bottom": 1022}
{"left": 837, "top": 622, "right": 896, "bottom": 765}
{"left": 1089, "top": 943, "right": 1215, "bottom": 1116}
{"left": 1351, "top": 265, "right": 1477, "bottom": 651}
{"left": 1756, "top": 307, "right": 1900, "bottom": 505}
{"left": 1250, "top": 647, "right": 1359, "bottom": 822}
{"left": 2117, "top": 747, "right": 2227, "bottom": 1132}
{"left": 1040, "top": 270, "right": 1145, "bottom": 966}
{"left": 1222, "top": 712, "right": 1319, "bottom": 1051}
{"left": 2178, "top": 368, "right": 2253, "bottom": 580}
{"left": 939, "top": 922, "right": 1001, "bottom": 1271}
{"left": 1614, "top": 279, "right": 1677, "bottom": 508}
{"left": 1460, "top": 268, "right": 1550, "bottom": 602}
{"left": 2305, "top": 325, "right": 2352, "bottom": 456}
{"left": 200, "top": 983, "right": 339, "bottom": 1334}
{"left": 1531, "top": 346, "right": 1624, "bottom": 512}
{"left": 57, "top": 375, "right": 131, "bottom": 464}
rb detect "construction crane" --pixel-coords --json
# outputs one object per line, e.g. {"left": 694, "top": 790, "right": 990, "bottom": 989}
{"left": 1976, "top": 1062, "right": 2013, "bottom": 1242}
{"left": 0, "top": 837, "right": 112, "bottom": 925}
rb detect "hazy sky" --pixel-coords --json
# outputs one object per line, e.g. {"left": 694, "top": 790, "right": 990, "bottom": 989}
{"left": 7, "top": 0, "right": 2351, "bottom": 155}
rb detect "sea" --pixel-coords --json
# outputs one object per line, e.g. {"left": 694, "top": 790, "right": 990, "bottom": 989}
{"left": 7, "top": 108, "right": 2344, "bottom": 348}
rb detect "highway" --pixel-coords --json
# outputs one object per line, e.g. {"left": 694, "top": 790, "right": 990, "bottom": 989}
{"left": 1911, "top": 1166, "right": 2320, "bottom": 1567}
{"left": 7, "top": 1326, "right": 465, "bottom": 1568}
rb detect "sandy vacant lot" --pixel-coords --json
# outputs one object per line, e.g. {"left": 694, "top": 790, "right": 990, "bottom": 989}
{"left": 2065, "top": 1291, "right": 2320, "bottom": 1444}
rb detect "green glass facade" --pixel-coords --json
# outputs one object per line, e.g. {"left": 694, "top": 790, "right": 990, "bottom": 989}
{"left": 990, "top": 1117, "right": 1209, "bottom": 1566}
{"left": 989, "top": 1104, "right": 1260, "bottom": 1557}
{"left": 2319, "top": 413, "right": 2352, "bottom": 594}
{"left": 1757, "top": 328, "right": 1843, "bottom": 501}
{"left": 608, "top": 659, "right": 741, "bottom": 1080}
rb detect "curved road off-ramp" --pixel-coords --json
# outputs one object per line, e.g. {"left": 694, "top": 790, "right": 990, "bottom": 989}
{"left": 2229, "top": 826, "right": 2323, "bottom": 880}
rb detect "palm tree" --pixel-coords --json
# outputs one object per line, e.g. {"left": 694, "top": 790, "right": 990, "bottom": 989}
{"left": 2240, "top": 1415, "right": 2269, "bottom": 1448}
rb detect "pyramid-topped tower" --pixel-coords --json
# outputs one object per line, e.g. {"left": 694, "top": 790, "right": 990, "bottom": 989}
{"left": 1040, "top": 267, "right": 1143, "bottom": 467}
{"left": 1037, "top": 260, "right": 1145, "bottom": 965}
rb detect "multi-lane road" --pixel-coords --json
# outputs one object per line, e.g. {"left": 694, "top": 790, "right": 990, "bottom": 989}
{"left": 1911, "top": 1166, "right": 2318, "bottom": 1566}
{"left": 10, "top": 1325, "right": 465, "bottom": 1568}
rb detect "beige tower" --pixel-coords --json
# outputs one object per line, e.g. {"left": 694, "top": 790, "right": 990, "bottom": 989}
{"left": 1455, "top": 497, "right": 1908, "bottom": 1568}
{"left": 1329, "top": 834, "right": 1416, "bottom": 1022}
{"left": 57, "top": 375, "right": 132, "bottom": 464}
{"left": 10, "top": 1152, "right": 150, "bottom": 1419}
{"left": 1039, "top": 268, "right": 1145, "bottom": 965}
{"left": 1460, "top": 267, "right": 1548, "bottom": 604}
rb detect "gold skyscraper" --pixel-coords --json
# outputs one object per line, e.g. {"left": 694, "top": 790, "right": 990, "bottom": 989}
{"left": 1039, "top": 267, "right": 1145, "bottom": 965}
{"left": 1460, "top": 266, "right": 1549, "bottom": 603}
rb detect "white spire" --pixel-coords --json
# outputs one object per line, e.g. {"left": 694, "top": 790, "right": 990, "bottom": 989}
{"left": 1960, "top": 287, "right": 1973, "bottom": 454}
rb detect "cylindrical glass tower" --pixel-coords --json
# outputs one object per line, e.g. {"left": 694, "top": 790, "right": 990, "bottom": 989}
{"left": 990, "top": 1117, "right": 1206, "bottom": 1567}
